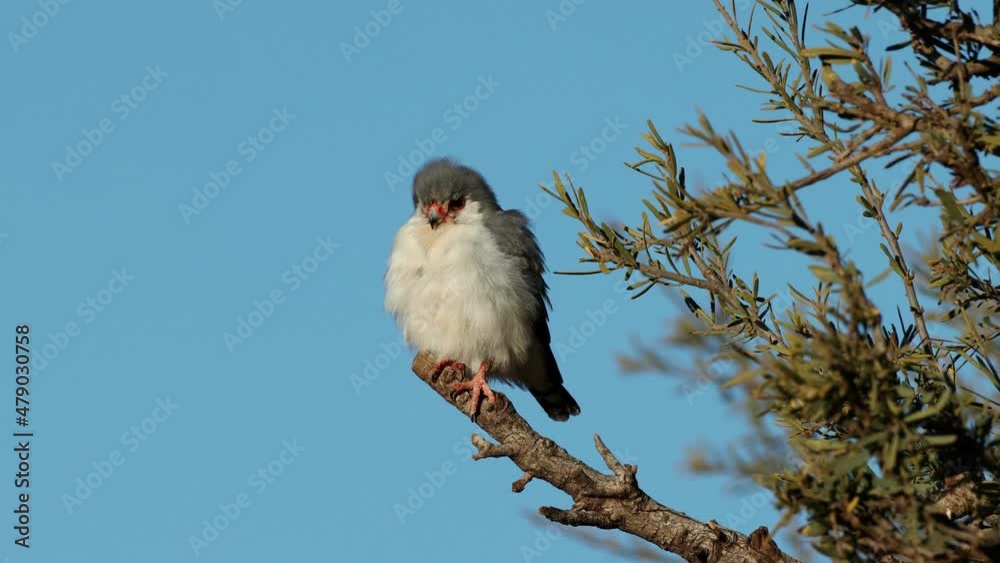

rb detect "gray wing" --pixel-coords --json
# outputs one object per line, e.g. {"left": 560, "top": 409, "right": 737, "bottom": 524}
{"left": 487, "top": 210, "right": 580, "bottom": 420}
{"left": 486, "top": 209, "right": 551, "bottom": 342}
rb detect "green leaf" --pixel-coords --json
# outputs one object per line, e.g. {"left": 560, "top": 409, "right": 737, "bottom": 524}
{"left": 903, "top": 387, "right": 952, "bottom": 423}
{"left": 808, "top": 265, "right": 839, "bottom": 284}
{"left": 883, "top": 433, "right": 899, "bottom": 472}
{"left": 880, "top": 243, "right": 905, "bottom": 277}
{"left": 832, "top": 450, "right": 871, "bottom": 478}
{"left": 800, "top": 47, "right": 863, "bottom": 64}
{"left": 922, "top": 435, "right": 957, "bottom": 447}
{"left": 882, "top": 56, "right": 893, "bottom": 85}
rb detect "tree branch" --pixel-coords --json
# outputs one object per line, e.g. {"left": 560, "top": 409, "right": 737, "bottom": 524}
{"left": 930, "top": 473, "right": 980, "bottom": 520}
{"left": 411, "top": 350, "right": 801, "bottom": 563}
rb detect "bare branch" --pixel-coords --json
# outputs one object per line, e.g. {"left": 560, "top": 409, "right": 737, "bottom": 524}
{"left": 930, "top": 473, "right": 980, "bottom": 520}
{"left": 512, "top": 472, "right": 534, "bottom": 493}
{"left": 411, "top": 351, "right": 801, "bottom": 563}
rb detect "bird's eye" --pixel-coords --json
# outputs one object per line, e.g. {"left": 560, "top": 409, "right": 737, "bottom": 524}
{"left": 449, "top": 197, "right": 465, "bottom": 210}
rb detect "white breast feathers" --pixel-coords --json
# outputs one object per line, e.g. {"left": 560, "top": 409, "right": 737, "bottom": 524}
{"left": 384, "top": 202, "right": 536, "bottom": 371}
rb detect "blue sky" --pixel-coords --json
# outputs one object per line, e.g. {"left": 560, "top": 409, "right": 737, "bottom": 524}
{"left": 0, "top": 1, "right": 943, "bottom": 561}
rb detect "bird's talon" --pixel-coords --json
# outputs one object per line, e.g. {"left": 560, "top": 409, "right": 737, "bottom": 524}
{"left": 450, "top": 362, "right": 495, "bottom": 417}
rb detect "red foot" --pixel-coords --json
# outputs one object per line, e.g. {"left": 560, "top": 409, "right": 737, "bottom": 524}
{"left": 432, "top": 358, "right": 466, "bottom": 378}
{"left": 452, "top": 361, "right": 496, "bottom": 417}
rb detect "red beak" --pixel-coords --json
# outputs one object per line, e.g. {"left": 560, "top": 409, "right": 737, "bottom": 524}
{"left": 427, "top": 203, "right": 447, "bottom": 229}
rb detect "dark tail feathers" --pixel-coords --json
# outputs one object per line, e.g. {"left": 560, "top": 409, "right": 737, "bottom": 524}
{"left": 529, "top": 345, "right": 580, "bottom": 421}
{"left": 531, "top": 385, "right": 580, "bottom": 421}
